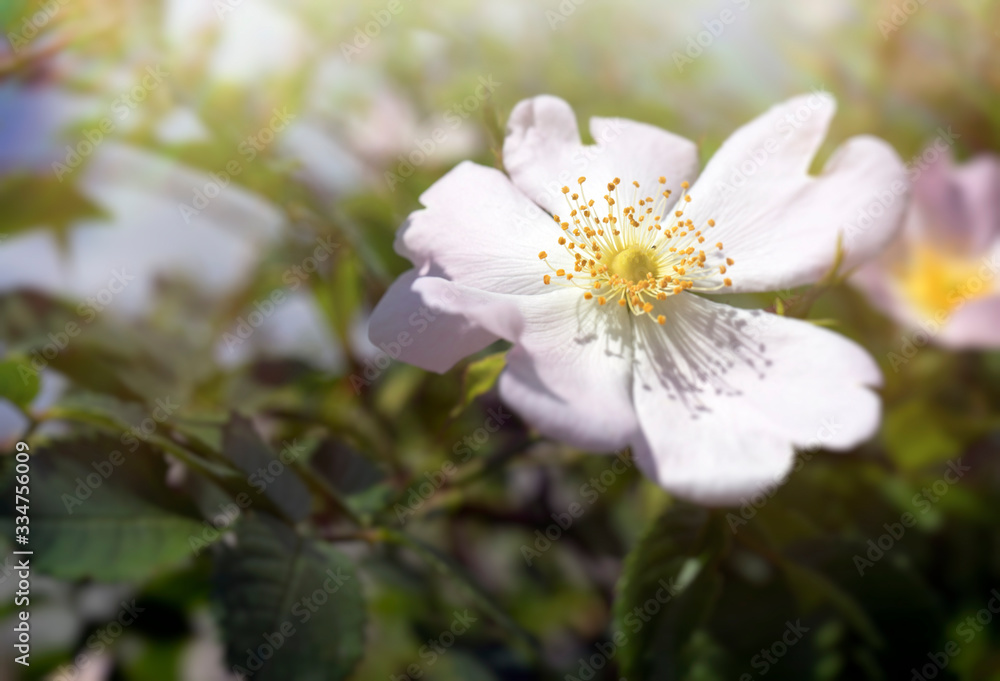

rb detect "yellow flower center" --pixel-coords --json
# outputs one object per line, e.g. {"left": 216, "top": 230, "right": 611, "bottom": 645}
{"left": 538, "top": 176, "right": 734, "bottom": 324}
{"left": 608, "top": 246, "right": 658, "bottom": 283}
{"left": 896, "top": 245, "right": 993, "bottom": 319}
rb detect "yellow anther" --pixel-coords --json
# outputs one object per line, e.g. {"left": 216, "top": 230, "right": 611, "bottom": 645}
{"left": 658, "top": 176, "right": 666, "bottom": 184}
{"left": 539, "top": 251, "right": 548, "bottom": 259}
{"left": 681, "top": 181, "right": 690, "bottom": 189}
{"left": 543, "top": 275, "right": 551, "bottom": 284}
{"left": 656, "top": 315, "right": 666, "bottom": 325}
{"left": 562, "top": 186, "right": 570, "bottom": 194}
{"left": 724, "top": 278, "right": 732, "bottom": 287}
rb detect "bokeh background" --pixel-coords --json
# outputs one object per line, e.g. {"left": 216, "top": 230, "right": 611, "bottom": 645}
{"left": 1, "top": 0, "right": 1000, "bottom": 679}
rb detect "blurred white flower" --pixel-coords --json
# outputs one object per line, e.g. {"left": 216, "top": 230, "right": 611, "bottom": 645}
{"left": 164, "top": 0, "right": 312, "bottom": 84}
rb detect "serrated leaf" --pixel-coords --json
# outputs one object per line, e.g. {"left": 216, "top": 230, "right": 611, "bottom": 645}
{"left": 450, "top": 351, "right": 506, "bottom": 418}
{"left": 3, "top": 435, "right": 209, "bottom": 581}
{"left": 0, "top": 357, "right": 40, "bottom": 409}
{"left": 214, "top": 515, "right": 366, "bottom": 681}
{"left": 613, "top": 504, "right": 728, "bottom": 680}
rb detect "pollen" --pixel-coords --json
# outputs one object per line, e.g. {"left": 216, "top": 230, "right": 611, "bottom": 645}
{"left": 545, "top": 176, "right": 734, "bottom": 321}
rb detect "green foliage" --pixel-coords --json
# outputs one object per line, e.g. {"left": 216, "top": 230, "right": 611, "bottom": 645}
{"left": 213, "top": 515, "right": 366, "bottom": 681}
{"left": 222, "top": 414, "right": 312, "bottom": 521}
{"left": 0, "top": 356, "right": 40, "bottom": 409}
{"left": 0, "top": 174, "right": 104, "bottom": 237}
{"left": 450, "top": 351, "right": 507, "bottom": 417}
{"left": 5, "top": 435, "right": 208, "bottom": 581}
{"left": 613, "top": 505, "right": 727, "bottom": 680}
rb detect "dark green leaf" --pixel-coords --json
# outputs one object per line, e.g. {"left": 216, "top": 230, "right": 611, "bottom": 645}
{"left": 5, "top": 435, "right": 209, "bottom": 581}
{"left": 222, "top": 415, "right": 312, "bottom": 522}
{"left": 613, "top": 504, "right": 728, "bottom": 680}
{"left": 214, "top": 515, "right": 366, "bottom": 681}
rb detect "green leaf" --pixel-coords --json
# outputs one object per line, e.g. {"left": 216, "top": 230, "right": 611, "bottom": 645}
{"left": 4, "top": 435, "right": 209, "bottom": 581}
{"left": 221, "top": 415, "right": 312, "bottom": 522}
{"left": 780, "top": 560, "right": 883, "bottom": 648}
{"left": 450, "top": 351, "right": 507, "bottom": 418}
{"left": 0, "top": 174, "right": 105, "bottom": 237}
{"left": 0, "top": 356, "right": 40, "bottom": 409}
{"left": 214, "top": 515, "right": 366, "bottom": 681}
{"left": 613, "top": 504, "right": 728, "bottom": 680}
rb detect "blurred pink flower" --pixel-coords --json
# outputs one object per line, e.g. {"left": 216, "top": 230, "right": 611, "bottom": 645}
{"left": 852, "top": 151, "right": 1000, "bottom": 348}
{"left": 370, "top": 94, "right": 906, "bottom": 504}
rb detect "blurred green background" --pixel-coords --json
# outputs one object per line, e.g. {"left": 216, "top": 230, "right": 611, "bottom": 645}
{"left": 1, "top": 0, "right": 1000, "bottom": 679}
